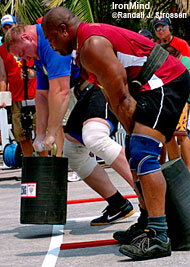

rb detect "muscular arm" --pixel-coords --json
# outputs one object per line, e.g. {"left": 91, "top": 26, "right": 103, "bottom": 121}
{"left": 0, "top": 56, "right": 7, "bottom": 91}
{"left": 47, "top": 75, "right": 70, "bottom": 136}
{"left": 34, "top": 76, "right": 70, "bottom": 151}
{"left": 33, "top": 89, "right": 49, "bottom": 151}
{"left": 80, "top": 36, "right": 136, "bottom": 134}
{"left": 35, "top": 89, "right": 49, "bottom": 136}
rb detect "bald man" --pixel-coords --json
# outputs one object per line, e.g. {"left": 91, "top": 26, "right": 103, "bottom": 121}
{"left": 38, "top": 7, "right": 190, "bottom": 261}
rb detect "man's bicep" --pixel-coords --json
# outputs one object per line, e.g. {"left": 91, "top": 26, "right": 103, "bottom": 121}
{"left": 80, "top": 36, "right": 130, "bottom": 117}
{"left": 80, "top": 36, "right": 126, "bottom": 87}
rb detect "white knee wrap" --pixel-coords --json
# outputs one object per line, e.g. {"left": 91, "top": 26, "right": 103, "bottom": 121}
{"left": 82, "top": 121, "right": 122, "bottom": 165}
{"left": 63, "top": 138, "right": 97, "bottom": 179}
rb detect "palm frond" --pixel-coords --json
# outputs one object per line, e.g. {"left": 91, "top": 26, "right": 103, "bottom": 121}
{"left": 42, "top": 0, "right": 94, "bottom": 22}
{"left": 64, "top": 0, "right": 94, "bottom": 22}
{"left": 16, "top": 0, "right": 45, "bottom": 24}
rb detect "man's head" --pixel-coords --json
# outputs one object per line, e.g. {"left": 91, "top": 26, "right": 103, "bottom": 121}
{"left": 138, "top": 29, "right": 154, "bottom": 41}
{"left": 5, "top": 25, "right": 38, "bottom": 61}
{"left": 42, "top": 7, "right": 80, "bottom": 55}
{"left": 161, "top": 43, "right": 181, "bottom": 58}
{"left": 153, "top": 17, "right": 171, "bottom": 42}
{"left": 1, "top": 14, "right": 17, "bottom": 34}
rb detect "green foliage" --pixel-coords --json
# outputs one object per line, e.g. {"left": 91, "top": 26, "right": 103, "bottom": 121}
{"left": 0, "top": 0, "right": 46, "bottom": 25}
{"left": 16, "top": 0, "right": 45, "bottom": 24}
{"left": 0, "top": 0, "right": 189, "bottom": 42}
{"left": 63, "top": 0, "right": 94, "bottom": 23}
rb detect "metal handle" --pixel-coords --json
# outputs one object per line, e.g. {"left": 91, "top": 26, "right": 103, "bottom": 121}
{"left": 51, "top": 143, "right": 57, "bottom": 157}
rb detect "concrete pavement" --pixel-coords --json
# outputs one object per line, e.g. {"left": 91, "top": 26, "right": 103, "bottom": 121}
{"left": 0, "top": 164, "right": 190, "bottom": 267}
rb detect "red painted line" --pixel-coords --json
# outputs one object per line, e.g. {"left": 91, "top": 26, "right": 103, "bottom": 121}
{"left": 60, "top": 239, "right": 119, "bottom": 250}
{"left": 67, "top": 194, "right": 137, "bottom": 204}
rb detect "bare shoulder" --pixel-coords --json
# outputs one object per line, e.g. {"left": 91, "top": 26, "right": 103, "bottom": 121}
{"left": 80, "top": 36, "right": 114, "bottom": 71}
{"left": 82, "top": 35, "right": 112, "bottom": 54}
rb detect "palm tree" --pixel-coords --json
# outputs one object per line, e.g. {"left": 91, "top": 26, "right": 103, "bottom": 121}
{"left": 0, "top": 0, "right": 46, "bottom": 24}
{"left": 0, "top": 0, "right": 189, "bottom": 42}
{"left": 176, "top": 0, "right": 190, "bottom": 16}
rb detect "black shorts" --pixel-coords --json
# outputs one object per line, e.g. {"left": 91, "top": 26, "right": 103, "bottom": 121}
{"left": 133, "top": 70, "right": 190, "bottom": 141}
{"left": 65, "top": 85, "right": 118, "bottom": 143}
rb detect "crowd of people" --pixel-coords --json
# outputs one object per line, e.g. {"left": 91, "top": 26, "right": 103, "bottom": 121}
{"left": 1, "top": 8, "right": 190, "bottom": 261}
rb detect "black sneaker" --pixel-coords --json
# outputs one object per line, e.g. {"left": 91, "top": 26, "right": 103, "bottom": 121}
{"left": 119, "top": 228, "right": 171, "bottom": 261}
{"left": 113, "top": 222, "right": 145, "bottom": 244}
{"left": 90, "top": 200, "right": 135, "bottom": 226}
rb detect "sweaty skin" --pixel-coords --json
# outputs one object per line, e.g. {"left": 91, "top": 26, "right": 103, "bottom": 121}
{"left": 80, "top": 36, "right": 137, "bottom": 135}
{"left": 41, "top": 9, "right": 167, "bottom": 218}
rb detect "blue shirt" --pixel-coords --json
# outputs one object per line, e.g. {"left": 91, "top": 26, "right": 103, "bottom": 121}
{"left": 35, "top": 24, "right": 72, "bottom": 90}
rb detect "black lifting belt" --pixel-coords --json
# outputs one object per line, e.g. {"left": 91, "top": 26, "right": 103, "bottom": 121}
{"left": 130, "top": 43, "right": 169, "bottom": 98}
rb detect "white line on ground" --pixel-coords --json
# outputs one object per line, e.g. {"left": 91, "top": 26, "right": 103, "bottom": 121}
{"left": 40, "top": 211, "right": 140, "bottom": 266}
{"left": 41, "top": 225, "right": 64, "bottom": 267}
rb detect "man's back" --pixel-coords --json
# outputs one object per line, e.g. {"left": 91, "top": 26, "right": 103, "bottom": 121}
{"left": 77, "top": 22, "right": 186, "bottom": 91}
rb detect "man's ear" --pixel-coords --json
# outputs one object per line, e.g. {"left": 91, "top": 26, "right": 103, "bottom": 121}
{"left": 21, "top": 33, "right": 32, "bottom": 41}
{"left": 59, "top": 23, "right": 67, "bottom": 35}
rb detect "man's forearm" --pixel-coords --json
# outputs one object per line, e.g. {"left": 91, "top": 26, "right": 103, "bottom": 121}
{"left": 47, "top": 76, "right": 70, "bottom": 136}
{"left": 35, "top": 90, "right": 49, "bottom": 135}
{"left": 117, "top": 95, "right": 136, "bottom": 135}
{"left": 0, "top": 81, "right": 7, "bottom": 91}
{"left": 47, "top": 89, "right": 70, "bottom": 135}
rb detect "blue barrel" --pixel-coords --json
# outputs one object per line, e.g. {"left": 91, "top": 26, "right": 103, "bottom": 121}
{"left": 3, "top": 142, "right": 22, "bottom": 168}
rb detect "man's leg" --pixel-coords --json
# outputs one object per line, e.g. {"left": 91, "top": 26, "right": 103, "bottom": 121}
{"left": 119, "top": 123, "right": 171, "bottom": 260}
{"left": 84, "top": 163, "right": 117, "bottom": 199}
{"left": 110, "top": 147, "right": 134, "bottom": 189}
{"left": 178, "top": 135, "right": 190, "bottom": 171}
{"left": 165, "top": 136, "right": 181, "bottom": 160}
{"left": 63, "top": 137, "right": 135, "bottom": 225}
{"left": 82, "top": 120, "right": 134, "bottom": 188}
{"left": 11, "top": 102, "right": 34, "bottom": 157}
{"left": 20, "top": 139, "right": 33, "bottom": 156}
{"left": 55, "top": 126, "right": 64, "bottom": 157}
{"left": 113, "top": 171, "right": 148, "bottom": 244}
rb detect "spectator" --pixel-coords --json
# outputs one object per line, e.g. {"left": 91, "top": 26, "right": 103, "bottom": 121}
{"left": 162, "top": 44, "right": 190, "bottom": 170}
{"left": 138, "top": 29, "right": 154, "bottom": 42}
{"left": 0, "top": 15, "right": 36, "bottom": 156}
{"left": 154, "top": 16, "right": 190, "bottom": 57}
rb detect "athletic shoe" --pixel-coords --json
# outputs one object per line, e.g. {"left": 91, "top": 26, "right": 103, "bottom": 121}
{"left": 113, "top": 222, "right": 145, "bottom": 244}
{"left": 90, "top": 200, "right": 135, "bottom": 226}
{"left": 67, "top": 171, "right": 81, "bottom": 182}
{"left": 119, "top": 228, "right": 171, "bottom": 260}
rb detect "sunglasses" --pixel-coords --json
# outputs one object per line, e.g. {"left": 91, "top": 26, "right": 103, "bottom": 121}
{"left": 155, "top": 25, "right": 168, "bottom": 32}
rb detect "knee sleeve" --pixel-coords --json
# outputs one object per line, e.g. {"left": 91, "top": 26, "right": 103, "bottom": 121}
{"left": 63, "top": 138, "right": 97, "bottom": 179}
{"left": 129, "top": 133, "right": 163, "bottom": 176}
{"left": 82, "top": 121, "right": 122, "bottom": 165}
